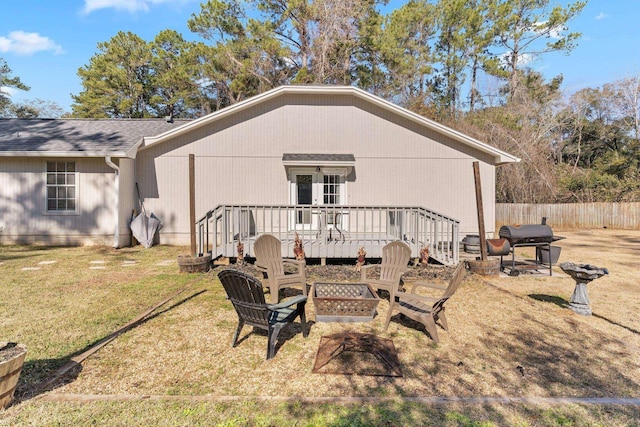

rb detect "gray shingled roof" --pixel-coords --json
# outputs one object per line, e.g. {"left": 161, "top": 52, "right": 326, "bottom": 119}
{"left": 282, "top": 153, "right": 355, "bottom": 162}
{"left": 0, "top": 118, "right": 192, "bottom": 156}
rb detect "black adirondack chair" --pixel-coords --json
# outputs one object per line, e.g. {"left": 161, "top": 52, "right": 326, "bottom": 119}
{"left": 217, "top": 269, "right": 308, "bottom": 360}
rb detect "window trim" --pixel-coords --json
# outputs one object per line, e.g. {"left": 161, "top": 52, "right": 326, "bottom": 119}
{"left": 44, "top": 160, "right": 80, "bottom": 216}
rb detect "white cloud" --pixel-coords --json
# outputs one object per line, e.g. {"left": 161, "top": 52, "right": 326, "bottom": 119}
{"left": 499, "top": 52, "right": 535, "bottom": 68}
{"left": 519, "top": 53, "right": 534, "bottom": 66}
{"left": 0, "top": 87, "right": 21, "bottom": 98}
{"left": 82, "top": 0, "right": 188, "bottom": 14}
{"left": 0, "top": 31, "right": 64, "bottom": 56}
{"left": 595, "top": 12, "right": 610, "bottom": 20}
{"left": 532, "top": 20, "right": 565, "bottom": 39}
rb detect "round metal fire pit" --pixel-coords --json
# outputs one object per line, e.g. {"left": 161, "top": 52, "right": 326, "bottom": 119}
{"left": 559, "top": 262, "right": 608, "bottom": 316}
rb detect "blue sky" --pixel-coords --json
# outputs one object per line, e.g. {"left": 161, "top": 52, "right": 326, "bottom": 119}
{"left": 1, "top": 0, "right": 639, "bottom": 114}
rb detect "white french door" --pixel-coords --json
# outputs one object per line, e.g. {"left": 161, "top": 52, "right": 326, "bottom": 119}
{"left": 290, "top": 169, "right": 345, "bottom": 231}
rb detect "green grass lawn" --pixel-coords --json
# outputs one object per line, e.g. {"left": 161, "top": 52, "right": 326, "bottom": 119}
{"left": 0, "top": 245, "right": 194, "bottom": 394}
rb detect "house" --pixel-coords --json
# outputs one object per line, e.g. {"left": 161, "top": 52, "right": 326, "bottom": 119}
{"left": 0, "top": 118, "right": 191, "bottom": 247}
{"left": 0, "top": 85, "right": 519, "bottom": 264}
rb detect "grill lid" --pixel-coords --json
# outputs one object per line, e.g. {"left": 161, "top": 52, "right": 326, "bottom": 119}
{"left": 499, "top": 224, "right": 554, "bottom": 244}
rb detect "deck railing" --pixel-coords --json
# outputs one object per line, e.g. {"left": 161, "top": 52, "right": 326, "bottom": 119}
{"left": 197, "top": 205, "right": 459, "bottom": 265}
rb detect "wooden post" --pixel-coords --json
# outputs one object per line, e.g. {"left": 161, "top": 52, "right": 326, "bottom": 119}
{"left": 473, "top": 161, "right": 488, "bottom": 261}
{"left": 189, "top": 154, "right": 196, "bottom": 257}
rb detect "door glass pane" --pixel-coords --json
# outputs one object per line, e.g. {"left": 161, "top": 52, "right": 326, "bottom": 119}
{"left": 297, "top": 175, "right": 312, "bottom": 205}
{"left": 296, "top": 175, "right": 312, "bottom": 224}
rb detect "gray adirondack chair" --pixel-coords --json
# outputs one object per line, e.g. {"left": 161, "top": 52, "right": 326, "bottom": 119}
{"left": 384, "top": 261, "right": 467, "bottom": 343}
{"left": 360, "top": 241, "right": 411, "bottom": 303}
{"left": 253, "top": 234, "right": 307, "bottom": 304}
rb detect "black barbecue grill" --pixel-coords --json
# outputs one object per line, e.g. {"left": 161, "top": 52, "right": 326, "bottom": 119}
{"left": 499, "top": 224, "right": 555, "bottom": 244}
{"left": 498, "top": 223, "right": 565, "bottom": 276}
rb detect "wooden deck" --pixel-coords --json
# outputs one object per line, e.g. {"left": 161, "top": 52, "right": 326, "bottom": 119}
{"left": 197, "top": 205, "right": 459, "bottom": 265}
{"left": 224, "top": 234, "right": 406, "bottom": 260}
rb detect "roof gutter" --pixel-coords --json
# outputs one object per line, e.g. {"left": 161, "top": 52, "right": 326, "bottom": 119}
{"left": 0, "top": 151, "right": 129, "bottom": 157}
{"left": 125, "top": 138, "right": 144, "bottom": 159}
{"left": 105, "top": 157, "right": 120, "bottom": 248}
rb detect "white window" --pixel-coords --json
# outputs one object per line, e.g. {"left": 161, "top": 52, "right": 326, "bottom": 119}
{"left": 323, "top": 174, "right": 341, "bottom": 205}
{"left": 46, "top": 161, "right": 77, "bottom": 212}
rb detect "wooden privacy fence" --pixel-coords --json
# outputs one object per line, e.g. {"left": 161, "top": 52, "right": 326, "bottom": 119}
{"left": 496, "top": 203, "right": 640, "bottom": 230}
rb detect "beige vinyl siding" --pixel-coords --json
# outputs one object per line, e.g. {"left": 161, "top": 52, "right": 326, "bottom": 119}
{"left": 136, "top": 93, "right": 497, "bottom": 244}
{"left": 0, "top": 157, "right": 117, "bottom": 245}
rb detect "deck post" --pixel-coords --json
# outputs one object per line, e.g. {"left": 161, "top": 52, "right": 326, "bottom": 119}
{"left": 473, "top": 161, "right": 488, "bottom": 261}
{"left": 189, "top": 154, "right": 196, "bottom": 257}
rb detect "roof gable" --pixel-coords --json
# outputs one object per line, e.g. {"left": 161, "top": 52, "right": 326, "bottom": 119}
{"left": 140, "top": 85, "right": 520, "bottom": 165}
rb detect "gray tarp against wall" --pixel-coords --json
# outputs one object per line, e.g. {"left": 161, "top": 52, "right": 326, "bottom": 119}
{"left": 130, "top": 212, "right": 161, "bottom": 248}
{"left": 130, "top": 183, "right": 162, "bottom": 248}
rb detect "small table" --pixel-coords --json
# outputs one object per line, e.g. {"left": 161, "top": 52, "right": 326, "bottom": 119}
{"left": 559, "top": 262, "right": 609, "bottom": 316}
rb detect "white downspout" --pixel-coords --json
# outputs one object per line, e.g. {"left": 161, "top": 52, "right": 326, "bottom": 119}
{"left": 105, "top": 157, "right": 120, "bottom": 248}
